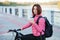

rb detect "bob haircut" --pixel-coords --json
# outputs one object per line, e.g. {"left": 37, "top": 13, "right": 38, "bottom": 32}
{"left": 32, "top": 4, "right": 42, "bottom": 17}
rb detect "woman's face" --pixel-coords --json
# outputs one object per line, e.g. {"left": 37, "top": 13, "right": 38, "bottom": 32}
{"left": 33, "top": 6, "right": 37, "bottom": 15}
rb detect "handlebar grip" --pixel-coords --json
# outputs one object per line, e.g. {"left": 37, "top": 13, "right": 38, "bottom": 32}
{"left": 8, "top": 29, "right": 16, "bottom": 32}
{"left": 8, "top": 30, "right": 13, "bottom": 32}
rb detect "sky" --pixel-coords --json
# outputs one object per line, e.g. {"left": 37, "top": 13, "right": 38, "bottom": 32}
{"left": 0, "top": 0, "right": 59, "bottom": 3}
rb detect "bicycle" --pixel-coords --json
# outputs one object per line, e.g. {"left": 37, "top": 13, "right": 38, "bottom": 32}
{"left": 8, "top": 29, "right": 45, "bottom": 40}
{"left": 8, "top": 29, "right": 36, "bottom": 40}
{"left": 8, "top": 29, "right": 23, "bottom": 40}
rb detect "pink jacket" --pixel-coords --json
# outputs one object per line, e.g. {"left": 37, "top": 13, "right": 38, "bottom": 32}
{"left": 21, "top": 15, "right": 45, "bottom": 36}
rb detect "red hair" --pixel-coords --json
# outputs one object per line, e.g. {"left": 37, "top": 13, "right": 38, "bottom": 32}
{"left": 32, "top": 4, "right": 42, "bottom": 17}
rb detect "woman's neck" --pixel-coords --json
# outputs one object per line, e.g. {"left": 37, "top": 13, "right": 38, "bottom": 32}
{"left": 36, "top": 14, "right": 42, "bottom": 16}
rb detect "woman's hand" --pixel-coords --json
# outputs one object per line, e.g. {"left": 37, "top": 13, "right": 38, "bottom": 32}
{"left": 29, "top": 18, "right": 35, "bottom": 24}
{"left": 20, "top": 28, "right": 23, "bottom": 30}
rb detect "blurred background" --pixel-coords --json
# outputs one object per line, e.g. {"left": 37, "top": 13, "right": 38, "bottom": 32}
{"left": 0, "top": 0, "right": 60, "bottom": 40}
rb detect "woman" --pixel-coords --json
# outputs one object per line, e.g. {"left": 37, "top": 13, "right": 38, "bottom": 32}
{"left": 21, "top": 4, "right": 46, "bottom": 40}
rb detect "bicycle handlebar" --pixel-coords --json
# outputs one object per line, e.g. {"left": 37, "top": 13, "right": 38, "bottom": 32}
{"left": 8, "top": 29, "right": 21, "bottom": 32}
{"left": 8, "top": 29, "right": 24, "bottom": 37}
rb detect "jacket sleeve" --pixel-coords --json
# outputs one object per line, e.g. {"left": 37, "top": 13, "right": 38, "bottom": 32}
{"left": 32, "top": 18, "right": 45, "bottom": 32}
{"left": 21, "top": 22, "right": 32, "bottom": 30}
